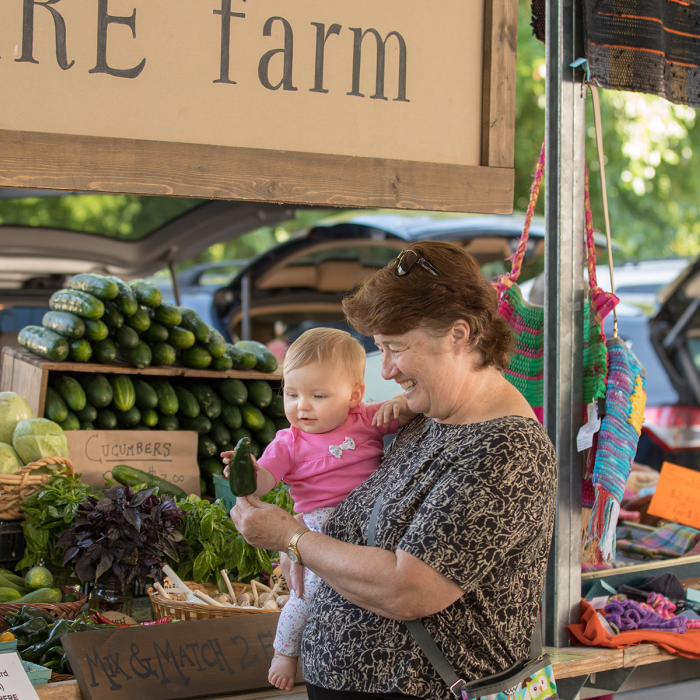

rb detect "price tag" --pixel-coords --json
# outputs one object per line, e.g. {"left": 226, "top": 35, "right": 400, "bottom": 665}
{"left": 577, "top": 402, "right": 601, "bottom": 452}
{"left": 0, "top": 653, "right": 40, "bottom": 700}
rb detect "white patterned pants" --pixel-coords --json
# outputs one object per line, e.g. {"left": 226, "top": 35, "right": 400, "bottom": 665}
{"left": 273, "top": 507, "right": 334, "bottom": 656}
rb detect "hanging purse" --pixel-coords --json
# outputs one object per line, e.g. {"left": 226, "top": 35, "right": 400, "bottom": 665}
{"left": 367, "top": 490, "right": 558, "bottom": 700}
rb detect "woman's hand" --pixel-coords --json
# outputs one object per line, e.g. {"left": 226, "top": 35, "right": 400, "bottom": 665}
{"left": 230, "top": 496, "right": 302, "bottom": 552}
{"left": 279, "top": 551, "right": 306, "bottom": 598}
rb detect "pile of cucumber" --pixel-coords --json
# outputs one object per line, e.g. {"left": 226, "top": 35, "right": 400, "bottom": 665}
{"left": 17, "top": 273, "right": 278, "bottom": 373}
{"left": 45, "top": 372, "right": 290, "bottom": 491}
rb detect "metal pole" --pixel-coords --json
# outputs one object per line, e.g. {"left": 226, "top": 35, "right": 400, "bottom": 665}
{"left": 241, "top": 273, "right": 252, "bottom": 340}
{"left": 168, "top": 260, "right": 181, "bottom": 306}
{"left": 543, "top": 0, "right": 586, "bottom": 648}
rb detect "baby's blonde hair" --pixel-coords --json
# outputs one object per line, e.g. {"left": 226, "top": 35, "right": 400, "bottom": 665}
{"left": 284, "top": 328, "right": 365, "bottom": 387}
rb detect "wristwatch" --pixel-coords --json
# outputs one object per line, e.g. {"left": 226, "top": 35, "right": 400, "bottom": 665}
{"left": 286, "top": 527, "right": 309, "bottom": 566}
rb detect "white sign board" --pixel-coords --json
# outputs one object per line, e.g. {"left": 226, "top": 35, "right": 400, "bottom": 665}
{"left": 0, "top": 653, "right": 40, "bottom": 700}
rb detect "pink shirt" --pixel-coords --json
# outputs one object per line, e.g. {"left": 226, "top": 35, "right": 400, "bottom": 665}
{"left": 258, "top": 402, "right": 400, "bottom": 513}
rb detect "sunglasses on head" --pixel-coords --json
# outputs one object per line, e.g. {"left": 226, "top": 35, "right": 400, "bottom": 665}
{"left": 392, "top": 249, "right": 439, "bottom": 277}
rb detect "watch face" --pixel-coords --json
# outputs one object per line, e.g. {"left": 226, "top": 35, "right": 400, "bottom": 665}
{"left": 287, "top": 548, "right": 300, "bottom": 564}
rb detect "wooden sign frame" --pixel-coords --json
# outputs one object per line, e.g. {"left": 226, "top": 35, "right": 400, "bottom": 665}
{"left": 0, "top": 0, "right": 516, "bottom": 214}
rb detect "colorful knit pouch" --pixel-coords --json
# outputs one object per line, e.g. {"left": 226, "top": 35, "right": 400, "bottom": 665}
{"left": 585, "top": 337, "right": 647, "bottom": 563}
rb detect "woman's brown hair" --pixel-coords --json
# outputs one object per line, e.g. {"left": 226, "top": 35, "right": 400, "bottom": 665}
{"left": 342, "top": 240, "right": 512, "bottom": 370}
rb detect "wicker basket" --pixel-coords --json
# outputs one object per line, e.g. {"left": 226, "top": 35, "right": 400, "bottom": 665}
{"left": 0, "top": 585, "right": 86, "bottom": 633}
{"left": 148, "top": 581, "right": 280, "bottom": 621}
{"left": 0, "top": 457, "right": 74, "bottom": 521}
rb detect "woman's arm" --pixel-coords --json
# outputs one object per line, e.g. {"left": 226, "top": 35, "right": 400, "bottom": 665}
{"left": 231, "top": 497, "right": 464, "bottom": 621}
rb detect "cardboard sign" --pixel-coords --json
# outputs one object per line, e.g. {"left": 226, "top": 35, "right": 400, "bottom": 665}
{"left": 648, "top": 461, "right": 700, "bottom": 529}
{"left": 66, "top": 431, "right": 201, "bottom": 496}
{"left": 61, "top": 614, "right": 302, "bottom": 700}
{"left": 0, "top": 653, "right": 40, "bottom": 700}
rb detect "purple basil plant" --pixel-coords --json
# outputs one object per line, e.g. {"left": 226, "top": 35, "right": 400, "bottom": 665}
{"left": 58, "top": 485, "right": 187, "bottom": 587}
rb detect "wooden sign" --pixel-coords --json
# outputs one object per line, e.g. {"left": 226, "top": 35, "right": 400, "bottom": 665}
{"left": 61, "top": 614, "right": 303, "bottom": 700}
{"left": 66, "top": 430, "right": 201, "bottom": 496}
{"left": 648, "top": 461, "right": 700, "bottom": 529}
{"left": 0, "top": 0, "right": 516, "bottom": 213}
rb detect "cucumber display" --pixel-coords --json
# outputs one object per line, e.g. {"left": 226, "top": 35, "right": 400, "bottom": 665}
{"left": 114, "top": 324, "right": 139, "bottom": 350}
{"left": 151, "top": 343, "right": 177, "bottom": 366}
{"left": 93, "top": 338, "right": 117, "bottom": 364}
{"left": 42, "top": 311, "right": 85, "bottom": 339}
{"left": 141, "top": 409, "right": 159, "bottom": 427}
{"left": 141, "top": 322, "right": 169, "bottom": 345}
{"left": 206, "top": 327, "right": 227, "bottom": 358}
{"left": 266, "top": 394, "right": 285, "bottom": 417}
{"left": 168, "top": 326, "right": 195, "bottom": 350}
{"left": 80, "top": 421, "right": 95, "bottom": 431}
{"left": 116, "top": 406, "right": 141, "bottom": 427}
{"left": 112, "top": 464, "right": 186, "bottom": 499}
{"left": 60, "top": 412, "right": 80, "bottom": 431}
{"left": 218, "top": 379, "right": 247, "bottom": 405}
{"left": 273, "top": 417, "right": 291, "bottom": 430}
{"left": 101, "top": 300, "right": 124, "bottom": 329}
{"left": 18, "top": 326, "right": 69, "bottom": 362}
{"left": 124, "top": 307, "right": 151, "bottom": 333}
{"left": 128, "top": 341, "right": 152, "bottom": 369}
{"left": 179, "top": 415, "right": 212, "bottom": 434}
{"left": 75, "top": 403, "right": 98, "bottom": 423}
{"left": 108, "top": 277, "right": 139, "bottom": 316}
{"left": 255, "top": 417, "right": 277, "bottom": 445}
{"left": 240, "top": 401, "right": 265, "bottom": 431}
{"left": 132, "top": 377, "right": 159, "bottom": 410}
{"left": 157, "top": 414, "right": 179, "bottom": 431}
{"left": 246, "top": 380, "right": 273, "bottom": 409}
{"left": 235, "top": 340, "right": 278, "bottom": 373}
{"left": 109, "top": 375, "right": 136, "bottom": 412}
{"left": 44, "top": 387, "right": 68, "bottom": 423}
{"left": 175, "top": 387, "right": 200, "bottom": 418}
{"left": 229, "top": 437, "right": 255, "bottom": 497}
{"left": 153, "top": 302, "right": 182, "bottom": 327}
{"left": 225, "top": 343, "right": 256, "bottom": 370}
{"left": 83, "top": 319, "right": 109, "bottom": 342}
{"left": 221, "top": 403, "right": 242, "bottom": 430}
{"left": 198, "top": 435, "right": 218, "bottom": 458}
{"left": 53, "top": 375, "right": 86, "bottom": 411}
{"left": 66, "top": 273, "right": 119, "bottom": 300}
{"left": 130, "top": 280, "right": 162, "bottom": 308}
{"left": 95, "top": 409, "right": 118, "bottom": 430}
{"left": 69, "top": 339, "right": 93, "bottom": 363}
{"left": 181, "top": 346, "right": 212, "bottom": 369}
{"left": 188, "top": 382, "right": 221, "bottom": 419}
{"left": 150, "top": 378, "right": 179, "bottom": 415}
{"left": 212, "top": 354, "right": 233, "bottom": 371}
{"left": 178, "top": 308, "right": 211, "bottom": 344}
{"left": 83, "top": 374, "right": 113, "bottom": 408}
{"left": 209, "top": 418, "right": 231, "bottom": 447}
{"left": 49, "top": 289, "right": 104, "bottom": 320}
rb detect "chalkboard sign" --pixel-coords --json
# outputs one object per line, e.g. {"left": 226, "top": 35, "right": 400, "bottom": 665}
{"left": 61, "top": 614, "right": 302, "bottom": 700}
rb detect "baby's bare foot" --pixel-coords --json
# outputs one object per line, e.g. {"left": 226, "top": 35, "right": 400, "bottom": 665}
{"left": 268, "top": 651, "right": 297, "bottom": 692}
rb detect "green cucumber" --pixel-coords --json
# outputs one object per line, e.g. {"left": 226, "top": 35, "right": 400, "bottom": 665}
{"left": 188, "top": 382, "right": 222, "bottom": 419}
{"left": 168, "top": 326, "right": 195, "bottom": 350}
{"left": 132, "top": 377, "right": 159, "bottom": 410}
{"left": 153, "top": 302, "right": 182, "bottom": 327}
{"left": 0, "top": 588, "right": 21, "bottom": 603}
{"left": 49, "top": 289, "right": 104, "bottom": 320}
{"left": 141, "top": 409, "right": 159, "bottom": 427}
{"left": 128, "top": 341, "right": 152, "bottom": 369}
{"left": 66, "top": 273, "right": 118, "bottom": 300}
{"left": 141, "top": 322, "right": 169, "bottom": 345}
{"left": 255, "top": 417, "right": 277, "bottom": 445}
{"left": 212, "top": 354, "right": 233, "bottom": 371}
{"left": 249, "top": 438, "right": 262, "bottom": 459}
{"left": 53, "top": 375, "right": 86, "bottom": 411}
{"left": 231, "top": 427, "right": 252, "bottom": 443}
{"left": 83, "top": 319, "right": 109, "bottom": 342}
{"left": 175, "top": 387, "right": 200, "bottom": 418}
{"left": 109, "top": 375, "right": 136, "bottom": 412}
{"left": 80, "top": 421, "right": 95, "bottom": 430}
{"left": 206, "top": 327, "right": 227, "bottom": 358}
{"left": 246, "top": 380, "right": 273, "bottom": 409}
{"left": 75, "top": 403, "right": 97, "bottom": 423}
{"left": 112, "top": 464, "right": 186, "bottom": 499}
{"left": 107, "top": 277, "right": 139, "bottom": 316}
{"left": 198, "top": 435, "right": 218, "bottom": 458}
{"left": 179, "top": 415, "right": 212, "bottom": 434}
{"left": 60, "top": 412, "right": 80, "bottom": 431}
{"left": 95, "top": 409, "right": 118, "bottom": 430}
{"left": 217, "top": 379, "right": 247, "bottom": 406}
{"left": 150, "top": 379, "right": 179, "bottom": 415}
{"left": 208, "top": 418, "right": 231, "bottom": 447}
{"left": 151, "top": 343, "right": 177, "bottom": 366}
{"left": 221, "top": 403, "right": 242, "bottom": 430}
{"left": 265, "top": 394, "right": 285, "bottom": 418}
{"left": 130, "top": 280, "right": 162, "bottom": 308}
{"left": 181, "top": 346, "right": 212, "bottom": 369}
{"left": 229, "top": 437, "right": 255, "bottom": 496}
{"left": 42, "top": 311, "right": 85, "bottom": 339}
{"left": 200, "top": 458, "right": 224, "bottom": 479}
{"left": 116, "top": 406, "right": 141, "bottom": 427}
{"left": 240, "top": 401, "right": 265, "bottom": 432}
{"left": 225, "top": 343, "right": 256, "bottom": 370}
{"left": 133, "top": 424, "right": 151, "bottom": 431}
{"left": 44, "top": 387, "right": 68, "bottom": 423}
{"left": 83, "top": 374, "right": 113, "bottom": 408}
{"left": 178, "top": 308, "right": 211, "bottom": 344}
{"left": 93, "top": 338, "right": 117, "bottom": 364}
{"left": 18, "top": 326, "right": 69, "bottom": 362}
{"left": 13, "top": 588, "right": 62, "bottom": 605}
{"left": 157, "top": 414, "right": 179, "bottom": 431}
{"left": 235, "top": 340, "right": 278, "bottom": 373}
{"left": 114, "top": 324, "right": 140, "bottom": 350}
{"left": 101, "top": 300, "right": 124, "bottom": 329}
{"left": 124, "top": 307, "right": 151, "bottom": 333}
{"left": 69, "top": 339, "right": 93, "bottom": 363}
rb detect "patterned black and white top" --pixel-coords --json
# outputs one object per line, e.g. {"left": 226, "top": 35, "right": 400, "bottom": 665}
{"left": 300, "top": 414, "right": 557, "bottom": 699}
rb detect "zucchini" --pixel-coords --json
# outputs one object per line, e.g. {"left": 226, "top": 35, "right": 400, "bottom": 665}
{"left": 221, "top": 403, "right": 242, "bottom": 430}
{"left": 18, "top": 326, "right": 69, "bottom": 362}
{"left": 217, "top": 379, "right": 247, "bottom": 406}
{"left": 69, "top": 339, "right": 93, "bottom": 363}
{"left": 109, "top": 375, "right": 136, "bottom": 412}
{"left": 168, "top": 326, "right": 195, "bottom": 350}
{"left": 130, "top": 280, "right": 162, "bottom": 308}
{"left": 141, "top": 322, "right": 169, "bottom": 345}
{"left": 49, "top": 289, "right": 104, "bottom": 320}
{"left": 255, "top": 417, "right": 277, "bottom": 445}
{"left": 157, "top": 413, "right": 179, "bottom": 431}
{"left": 112, "top": 464, "right": 187, "bottom": 500}
{"left": 212, "top": 354, "right": 233, "bottom": 371}
{"left": 83, "top": 319, "right": 109, "bottom": 342}
{"left": 175, "top": 387, "right": 200, "bottom": 418}
{"left": 60, "top": 412, "right": 80, "bottom": 431}
{"left": 66, "top": 273, "right": 118, "bottom": 300}
{"left": 132, "top": 377, "right": 159, "bottom": 410}
{"left": 153, "top": 302, "right": 182, "bottom": 327}
{"left": 188, "top": 382, "right": 222, "bottom": 419}
{"left": 235, "top": 340, "right": 278, "bottom": 373}
{"left": 80, "top": 421, "right": 95, "bottom": 430}
{"left": 150, "top": 379, "right": 179, "bottom": 415}
{"left": 273, "top": 417, "right": 291, "bottom": 430}
{"left": 107, "top": 277, "right": 139, "bottom": 316}
{"left": 116, "top": 406, "right": 141, "bottom": 427}
{"left": 95, "top": 409, "right": 118, "bottom": 430}
{"left": 124, "top": 307, "right": 151, "bottom": 333}
{"left": 178, "top": 308, "right": 211, "bottom": 344}
{"left": 83, "top": 374, "right": 113, "bottom": 408}
{"left": 0, "top": 588, "right": 21, "bottom": 603}
{"left": 181, "top": 346, "right": 212, "bottom": 369}
{"left": 265, "top": 394, "right": 285, "bottom": 418}
{"left": 198, "top": 435, "right": 218, "bottom": 458}
{"left": 44, "top": 387, "right": 68, "bottom": 423}
{"left": 209, "top": 418, "right": 231, "bottom": 447}
{"left": 225, "top": 343, "right": 256, "bottom": 370}
{"left": 0, "top": 575, "right": 24, "bottom": 595}
{"left": 13, "top": 588, "right": 62, "bottom": 605}
{"left": 128, "top": 341, "right": 152, "bottom": 370}
{"left": 151, "top": 343, "right": 177, "bottom": 366}
{"left": 240, "top": 401, "right": 266, "bottom": 432}
{"left": 93, "top": 338, "right": 117, "bottom": 364}
{"left": 114, "top": 324, "right": 139, "bottom": 350}
{"left": 75, "top": 403, "right": 97, "bottom": 423}
{"left": 206, "top": 327, "right": 227, "bottom": 358}
{"left": 179, "top": 414, "right": 211, "bottom": 434}
{"left": 101, "top": 300, "right": 124, "bottom": 329}
{"left": 229, "top": 437, "right": 255, "bottom": 496}
{"left": 42, "top": 311, "right": 85, "bottom": 339}
{"left": 246, "top": 380, "right": 273, "bottom": 409}
{"left": 53, "top": 375, "right": 86, "bottom": 411}
{"left": 141, "top": 409, "right": 159, "bottom": 427}
{"left": 0, "top": 571, "right": 25, "bottom": 587}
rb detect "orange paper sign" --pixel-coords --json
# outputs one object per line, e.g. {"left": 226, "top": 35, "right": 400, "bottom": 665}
{"left": 648, "top": 461, "right": 700, "bottom": 529}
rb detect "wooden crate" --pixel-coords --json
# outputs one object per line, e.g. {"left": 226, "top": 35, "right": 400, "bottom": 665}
{"left": 1, "top": 347, "right": 282, "bottom": 418}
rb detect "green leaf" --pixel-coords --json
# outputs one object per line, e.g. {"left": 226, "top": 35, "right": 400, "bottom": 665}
{"left": 193, "top": 550, "right": 210, "bottom": 583}
{"left": 201, "top": 512, "right": 214, "bottom": 540}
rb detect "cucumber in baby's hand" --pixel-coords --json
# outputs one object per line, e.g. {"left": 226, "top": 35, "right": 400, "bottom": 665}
{"left": 229, "top": 437, "right": 256, "bottom": 497}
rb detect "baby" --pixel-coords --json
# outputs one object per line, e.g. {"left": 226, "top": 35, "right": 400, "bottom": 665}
{"left": 223, "top": 327, "right": 416, "bottom": 691}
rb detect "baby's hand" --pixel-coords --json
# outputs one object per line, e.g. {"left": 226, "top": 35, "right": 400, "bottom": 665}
{"left": 371, "top": 398, "right": 404, "bottom": 426}
{"left": 222, "top": 452, "right": 260, "bottom": 479}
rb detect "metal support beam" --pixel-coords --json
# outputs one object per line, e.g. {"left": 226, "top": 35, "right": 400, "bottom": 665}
{"left": 543, "top": 0, "right": 586, "bottom": 647}
{"left": 241, "top": 273, "right": 252, "bottom": 341}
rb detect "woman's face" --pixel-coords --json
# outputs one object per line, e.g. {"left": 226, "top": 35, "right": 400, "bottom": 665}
{"left": 374, "top": 326, "right": 467, "bottom": 421}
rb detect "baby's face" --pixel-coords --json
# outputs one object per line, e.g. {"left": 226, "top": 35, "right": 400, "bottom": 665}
{"left": 282, "top": 361, "right": 363, "bottom": 434}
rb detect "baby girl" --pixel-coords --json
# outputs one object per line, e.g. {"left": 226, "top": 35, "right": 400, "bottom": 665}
{"left": 223, "top": 327, "right": 416, "bottom": 691}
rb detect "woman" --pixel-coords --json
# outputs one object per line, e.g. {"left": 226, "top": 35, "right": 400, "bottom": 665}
{"left": 231, "top": 241, "right": 557, "bottom": 699}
